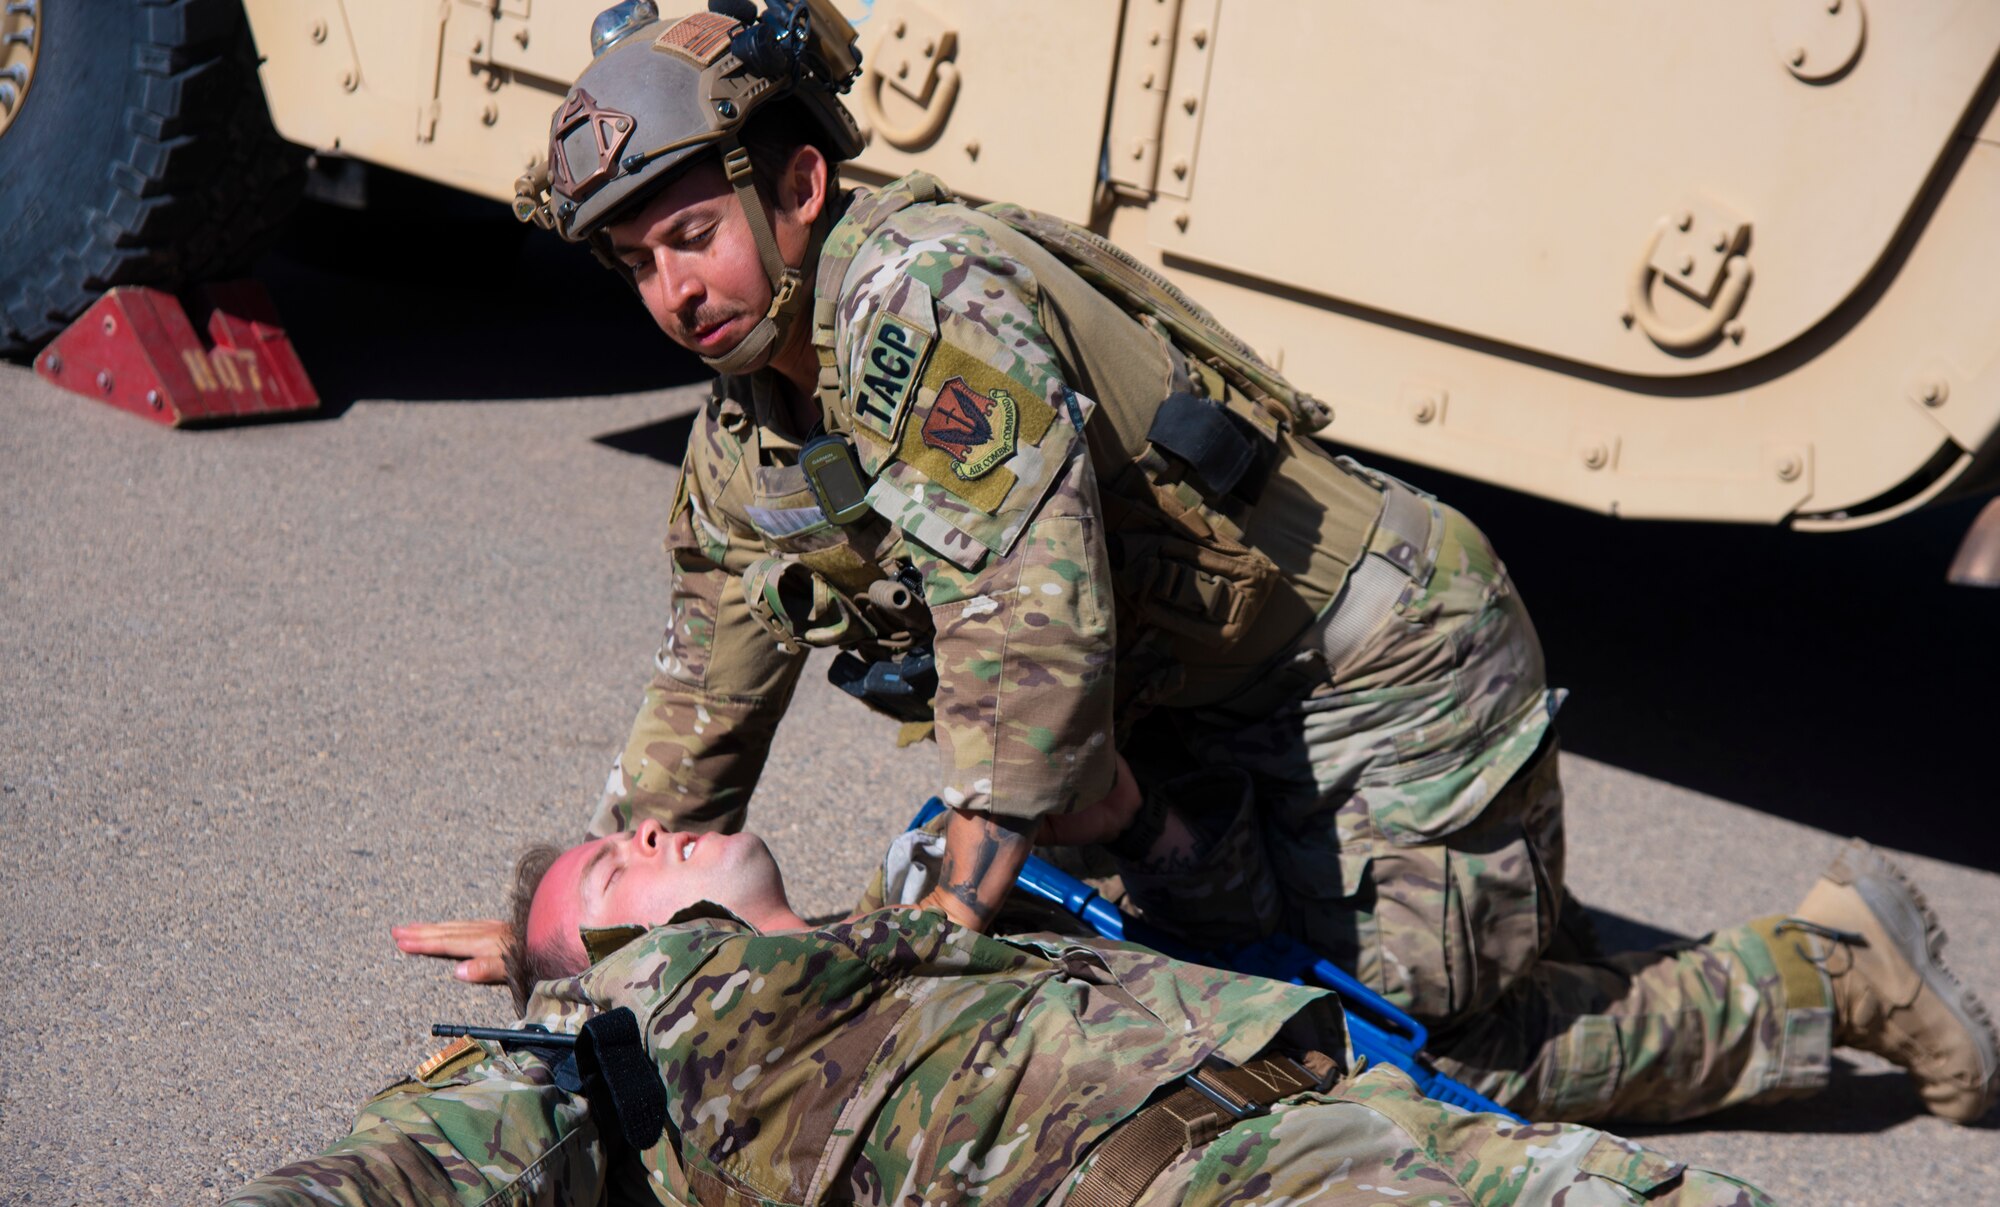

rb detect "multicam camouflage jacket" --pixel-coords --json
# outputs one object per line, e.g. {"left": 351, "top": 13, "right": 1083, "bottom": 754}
{"left": 593, "top": 172, "right": 1398, "bottom": 838}
{"left": 224, "top": 908, "right": 1338, "bottom": 1206}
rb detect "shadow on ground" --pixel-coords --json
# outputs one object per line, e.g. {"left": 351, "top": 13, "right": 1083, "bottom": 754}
{"left": 596, "top": 413, "right": 698, "bottom": 465}
{"left": 253, "top": 190, "right": 708, "bottom": 412}
{"left": 1362, "top": 450, "right": 2000, "bottom": 873}
{"left": 1582, "top": 906, "right": 1692, "bottom": 955}
{"left": 1619, "top": 1057, "right": 1991, "bottom": 1137}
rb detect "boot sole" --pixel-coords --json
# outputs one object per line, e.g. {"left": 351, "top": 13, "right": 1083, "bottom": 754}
{"left": 1832, "top": 840, "right": 2000, "bottom": 1110}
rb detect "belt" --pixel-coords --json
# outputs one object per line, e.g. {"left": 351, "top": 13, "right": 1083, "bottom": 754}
{"left": 1310, "top": 469, "right": 1440, "bottom": 674}
{"left": 1068, "top": 1052, "right": 1331, "bottom": 1207}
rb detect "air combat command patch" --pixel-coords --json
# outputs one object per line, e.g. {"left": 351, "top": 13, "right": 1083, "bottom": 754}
{"left": 921, "top": 376, "right": 1018, "bottom": 480}
{"left": 892, "top": 333, "right": 1062, "bottom": 514}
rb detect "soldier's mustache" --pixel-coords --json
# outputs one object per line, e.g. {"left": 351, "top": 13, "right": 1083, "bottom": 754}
{"left": 679, "top": 303, "right": 742, "bottom": 339}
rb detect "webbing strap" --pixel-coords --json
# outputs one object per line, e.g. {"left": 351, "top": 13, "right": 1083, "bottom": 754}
{"left": 1311, "top": 480, "right": 1437, "bottom": 672}
{"left": 1069, "top": 1054, "right": 1320, "bottom": 1207}
{"left": 703, "top": 139, "right": 813, "bottom": 376}
{"left": 722, "top": 140, "right": 791, "bottom": 296}
{"left": 812, "top": 295, "right": 843, "bottom": 419}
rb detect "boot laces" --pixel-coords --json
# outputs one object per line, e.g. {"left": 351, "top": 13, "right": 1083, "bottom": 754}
{"left": 1776, "top": 917, "right": 1868, "bottom": 977}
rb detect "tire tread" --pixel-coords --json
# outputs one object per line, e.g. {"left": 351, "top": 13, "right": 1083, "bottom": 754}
{"left": 1, "top": 0, "right": 305, "bottom": 356}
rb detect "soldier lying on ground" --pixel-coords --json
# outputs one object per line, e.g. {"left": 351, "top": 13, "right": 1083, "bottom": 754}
{"left": 400, "top": 1, "right": 1997, "bottom": 1127}
{"left": 234, "top": 821, "right": 1777, "bottom": 1207}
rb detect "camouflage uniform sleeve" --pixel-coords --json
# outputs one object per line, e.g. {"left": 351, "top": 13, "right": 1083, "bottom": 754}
{"left": 835, "top": 208, "right": 1117, "bottom": 823}
{"left": 588, "top": 440, "right": 808, "bottom": 837}
{"left": 223, "top": 1050, "right": 602, "bottom": 1206}
{"left": 914, "top": 450, "right": 1117, "bottom": 822}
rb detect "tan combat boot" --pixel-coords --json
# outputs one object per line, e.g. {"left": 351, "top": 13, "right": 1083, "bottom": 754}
{"left": 1787, "top": 838, "right": 1998, "bottom": 1123}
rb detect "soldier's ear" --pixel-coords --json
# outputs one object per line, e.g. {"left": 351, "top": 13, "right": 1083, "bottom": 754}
{"left": 778, "top": 143, "right": 830, "bottom": 227}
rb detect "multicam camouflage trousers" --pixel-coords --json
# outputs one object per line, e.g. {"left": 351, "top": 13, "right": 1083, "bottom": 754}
{"left": 1123, "top": 502, "right": 1835, "bottom": 1123}
{"left": 1051, "top": 1065, "right": 1774, "bottom": 1206}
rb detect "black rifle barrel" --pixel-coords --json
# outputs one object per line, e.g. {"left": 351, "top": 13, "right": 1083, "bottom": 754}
{"left": 431, "top": 1023, "right": 579, "bottom": 1048}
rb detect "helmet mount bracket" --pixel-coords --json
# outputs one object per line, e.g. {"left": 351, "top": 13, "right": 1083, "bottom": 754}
{"left": 549, "top": 90, "right": 637, "bottom": 200}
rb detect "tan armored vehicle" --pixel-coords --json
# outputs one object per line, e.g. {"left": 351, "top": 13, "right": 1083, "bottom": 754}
{"left": 4, "top": 0, "right": 1996, "bottom": 538}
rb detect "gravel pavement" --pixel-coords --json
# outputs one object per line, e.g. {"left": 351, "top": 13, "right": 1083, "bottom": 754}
{"left": 2, "top": 253, "right": 1995, "bottom": 1202}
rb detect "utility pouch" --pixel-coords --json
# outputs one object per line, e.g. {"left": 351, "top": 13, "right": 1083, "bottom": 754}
{"left": 828, "top": 643, "right": 938, "bottom": 723}
{"left": 1110, "top": 532, "right": 1278, "bottom": 644}
{"left": 742, "top": 555, "right": 868, "bottom": 650}
{"left": 800, "top": 434, "right": 872, "bottom": 526}
{"left": 573, "top": 1007, "right": 668, "bottom": 1157}
{"left": 1146, "top": 391, "right": 1275, "bottom": 503}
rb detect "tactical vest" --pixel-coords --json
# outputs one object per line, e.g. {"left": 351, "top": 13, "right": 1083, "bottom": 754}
{"left": 678, "top": 371, "right": 939, "bottom": 735}
{"left": 810, "top": 174, "right": 1401, "bottom": 712}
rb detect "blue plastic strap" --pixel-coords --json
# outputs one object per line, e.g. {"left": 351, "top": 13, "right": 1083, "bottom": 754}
{"left": 904, "top": 799, "right": 1524, "bottom": 1124}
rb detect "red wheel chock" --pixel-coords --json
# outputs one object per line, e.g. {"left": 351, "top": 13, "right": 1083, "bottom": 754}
{"left": 33, "top": 282, "right": 319, "bottom": 427}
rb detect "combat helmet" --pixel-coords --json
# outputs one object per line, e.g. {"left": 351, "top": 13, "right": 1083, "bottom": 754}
{"left": 516, "top": 0, "right": 864, "bottom": 374}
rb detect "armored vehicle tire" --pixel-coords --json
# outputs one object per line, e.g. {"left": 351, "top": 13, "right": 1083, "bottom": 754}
{"left": 0, "top": 0, "right": 303, "bottom": 358}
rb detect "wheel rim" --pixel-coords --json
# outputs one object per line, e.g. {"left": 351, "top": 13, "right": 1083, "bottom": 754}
{"left": 0, "top": 0, "right": 39, "bottom": 140}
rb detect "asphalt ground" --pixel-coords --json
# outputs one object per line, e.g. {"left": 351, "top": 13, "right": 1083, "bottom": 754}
{"left": 2, "top": 211, "right": 1996, "bottom": 1203}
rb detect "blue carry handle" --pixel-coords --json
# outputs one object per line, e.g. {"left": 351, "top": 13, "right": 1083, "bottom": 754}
{"left": 909, "top": 799, "right": 1523, "bottom": 1122}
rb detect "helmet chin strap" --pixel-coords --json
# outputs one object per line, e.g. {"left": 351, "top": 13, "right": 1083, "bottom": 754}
{"left": 701, "top": 139, "right": 818, "bottom": 377}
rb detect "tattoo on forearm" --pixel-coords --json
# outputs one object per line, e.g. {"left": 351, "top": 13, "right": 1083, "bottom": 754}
{"left": 938, "top": 810, "right": 1034, "bottom": 927}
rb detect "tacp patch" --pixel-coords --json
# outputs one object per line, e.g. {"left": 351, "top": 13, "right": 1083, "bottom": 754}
{"left": 851, "top": 310, "right": 931, "bottom": 445}
{"left": 922, "top": 377, "right": 1018, "bottom": 479}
